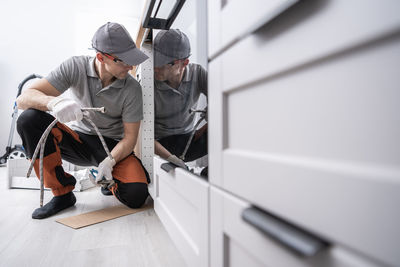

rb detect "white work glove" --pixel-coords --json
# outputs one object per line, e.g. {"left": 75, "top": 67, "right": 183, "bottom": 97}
{"left": 95, "top": 157, "right": 116, "bottom": 184}
{"left": 167, "top": 155, "right": 187, "bottom": 169}
{"left": 47, "top": 96, "right": 83, "bottom": 123}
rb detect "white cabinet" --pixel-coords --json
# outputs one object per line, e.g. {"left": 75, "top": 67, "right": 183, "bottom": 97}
{"left": 211, "top": 36, "right": 400, "bottom": 265}
{"left": 153, "top": 156, "right": 209, "bottom": 267}
{"left": 152, "top": 0, "right": 400, "bottom": 266}
{"left": 208, "top": 0, "right": 400, "bottom": 266}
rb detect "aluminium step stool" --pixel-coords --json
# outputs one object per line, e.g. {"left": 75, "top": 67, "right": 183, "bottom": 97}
{"left": 7, "top": 158, "right": 95, "bottom": 192}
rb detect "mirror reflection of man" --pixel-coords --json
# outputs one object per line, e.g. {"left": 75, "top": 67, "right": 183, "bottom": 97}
{"left": 153, "top": 29, "right": 207, "bottom": 170}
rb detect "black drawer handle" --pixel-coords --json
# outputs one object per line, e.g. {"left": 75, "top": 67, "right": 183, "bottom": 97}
{"left": 242, "top": 207, "right": 329, "bottom": 257}
{"left": 161, "top": 162, "right": 177, "bottom": 172}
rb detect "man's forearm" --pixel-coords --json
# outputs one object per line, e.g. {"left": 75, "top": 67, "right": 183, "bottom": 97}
{"left": 110, "top": 137, "right": 136, "bottom": 163}
{"left": 16, "top": 89, "right": 55, "bottom": 111}
{"left": 154, "top": 140, "right": 172, "bottom": 159}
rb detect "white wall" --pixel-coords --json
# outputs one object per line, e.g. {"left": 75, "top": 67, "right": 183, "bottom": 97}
{"left": 0, "top": 0, "right": 144, "bottom": 154}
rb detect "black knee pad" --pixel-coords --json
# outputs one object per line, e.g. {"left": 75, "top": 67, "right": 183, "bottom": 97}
{"left": 17, "top": 109, "right": 38, "bottom": 133}
{"left": 17, "top": 109, "right": 54, "bottom": 134}
{"left": 16, "top": 109, "right": 56, "bottom": 158}
{"left": 114, "top": 182, "right": 149, "bottom": 209}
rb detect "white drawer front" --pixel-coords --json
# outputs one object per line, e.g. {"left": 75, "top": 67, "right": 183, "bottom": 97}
{"left": 153, "top": 156, "right": 209, "bottom": 267}
{"left": 220, "top": 0, "right": 400, "bottom": 92}
{"left": 207, "top": 0, "right": 298, "bottom": 59}
{"left": 215, "top": 36, "right": 400, "bottom": 266}
{"left": 210, "top": 187, "right": 382, "bottom": 267}
{"left": 224, "top": 37, "right": 400, "bottom": 167}
{"left": 208, "top": 3, "right": 400, "bottom": 266}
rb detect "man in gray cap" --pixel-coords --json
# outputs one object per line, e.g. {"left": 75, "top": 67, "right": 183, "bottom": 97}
{"left": 16, "top": 22, "right": 150, "bottom": 219}
{"left": 153, "top": 29, "right": 208, "bottom": 170}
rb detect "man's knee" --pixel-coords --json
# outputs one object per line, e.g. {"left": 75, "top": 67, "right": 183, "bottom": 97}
{"left": 17, "top": 109, "right": 51, "bottom": 133}
{"left": 17, "top": 109, "right": 37, "bottom": 132}
{"left": 114, "top": 182, "right": 148, "bottom": 209}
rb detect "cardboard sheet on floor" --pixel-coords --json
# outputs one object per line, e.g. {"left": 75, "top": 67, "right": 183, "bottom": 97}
{"left": 56, "top": 204, "right": 152, "bottom": 229}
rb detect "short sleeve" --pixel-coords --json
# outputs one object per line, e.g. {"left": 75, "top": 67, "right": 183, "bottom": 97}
{"left": 45, "top": 57, "right": 78, "bottom": 93}
{"left": 122, "top": 80, "right": 144, "bottom": 123}
{"left": 197, "top": 65, "right": 208, "bottom": 97}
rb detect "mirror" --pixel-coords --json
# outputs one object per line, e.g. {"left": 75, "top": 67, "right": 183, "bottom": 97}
{"left": 152, "top": 0, "right": 208, "bottom": 177}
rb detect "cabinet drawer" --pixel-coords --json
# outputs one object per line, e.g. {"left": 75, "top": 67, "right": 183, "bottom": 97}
{"left": 153, "top": 156, "right": 209, "bottom": 267}
{"left": 211, "top": 35, "right": 400, "bottom": 266}
{"left": 207, "top": 0, "right": 298, "bottom": 59}
{"left": 210, "top": 187, "right": 382, "bottom": 267}
{"left": 208, "top": 4, "right": 400, "bottom": 264}
{"left": 219, "top": 0, "right": 400, "bottom": 92}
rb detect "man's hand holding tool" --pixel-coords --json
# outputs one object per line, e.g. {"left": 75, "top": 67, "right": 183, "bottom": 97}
{"left": 47, "top": 97, "right": 83, "bottom": 123}
{"left": 95, "top": 156, "right": 116, "bottom": 186}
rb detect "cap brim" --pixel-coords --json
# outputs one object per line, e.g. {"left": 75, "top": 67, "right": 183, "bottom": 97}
{"left": 115, "top": 47, "right": 149, "bottom": 66}
{"left": 154, "top": 49, "right": 176, "bottom": 67}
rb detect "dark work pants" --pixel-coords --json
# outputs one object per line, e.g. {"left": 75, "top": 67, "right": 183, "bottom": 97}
{"left": 158, "top": 128, "right": 208, "bottom": 162}
{"left": 16, "top": 109, "right": 149, "bottom": 209}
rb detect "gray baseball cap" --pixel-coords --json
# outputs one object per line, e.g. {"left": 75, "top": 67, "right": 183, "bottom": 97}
{"left": 153, "top": 29, "right": 191, "bottom": 67}
{"left": 92, "top": 22, "right": 148, "bottom": 66}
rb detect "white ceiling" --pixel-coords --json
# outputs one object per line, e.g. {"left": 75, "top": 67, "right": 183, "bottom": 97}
{"left": 76, "top": 0, "right": 146, "bottom": 18}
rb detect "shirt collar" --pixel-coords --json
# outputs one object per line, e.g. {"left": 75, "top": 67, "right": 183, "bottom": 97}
{"left": 87, "top": 57, "right": 98, "bottom": 78}
{"left": 181, "top": 65, "right": 192, "bottom": 82}
{"left": 110, "top": 77, "right": 125, "bottom": 89}
{"left": 155, "top": 65, "right": 192, "bottom": 92}
{"left": 88, "top": 57, "right": 127, "bottom": 90}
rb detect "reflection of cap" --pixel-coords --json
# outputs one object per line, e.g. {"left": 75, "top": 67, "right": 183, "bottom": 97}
{"left": 92, "top": 22, "right": 148, "bottom": 66}
{"left": 154, "top": 29, "right": 191, "bottom": 67}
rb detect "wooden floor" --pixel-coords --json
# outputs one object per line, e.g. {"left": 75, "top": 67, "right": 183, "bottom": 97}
{"left": 0, "top": 166, "right": 186, "bottom": 267}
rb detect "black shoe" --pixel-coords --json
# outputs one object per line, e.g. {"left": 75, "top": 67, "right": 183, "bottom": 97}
{"left": 32, "top": 191, "right": 76, "bottom": 219}
{"left": 200, "top": 166, "right": 208, "bottom": 178}
{"left": 101, "top": 186, "right": 113, "bottom": 196}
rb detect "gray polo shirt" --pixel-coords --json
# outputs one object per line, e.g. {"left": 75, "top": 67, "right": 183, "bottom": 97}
{"left": 46, "top": 56, "right": 143, "bottom": 140}
{"left": 154, "top": 63, "right": 207, "bottom": 139}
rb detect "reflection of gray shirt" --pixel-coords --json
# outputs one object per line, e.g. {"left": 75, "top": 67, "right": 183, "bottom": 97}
{"left": 46, "top": 56, "right": 143, "bottom": 140}
{"left": 154, "top": 63, "right": 207, "bottom": 139}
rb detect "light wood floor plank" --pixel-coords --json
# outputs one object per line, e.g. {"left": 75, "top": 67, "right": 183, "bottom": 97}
{"left": 0, "top": 166, "right": 186, "bottom": 267}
